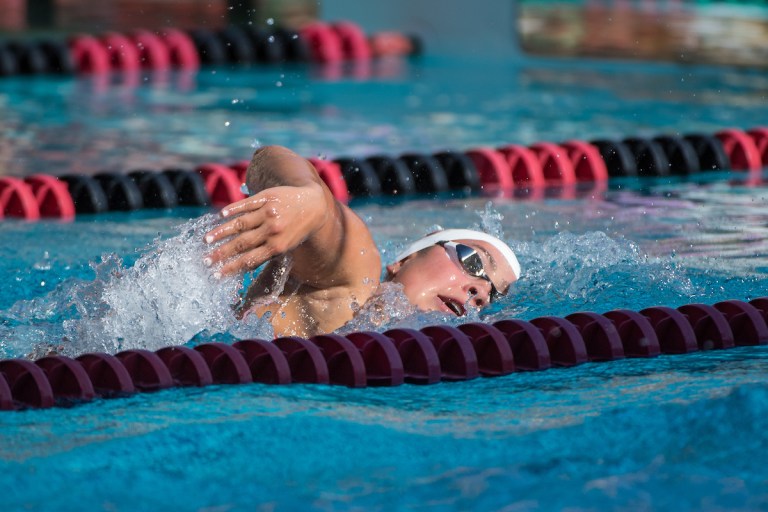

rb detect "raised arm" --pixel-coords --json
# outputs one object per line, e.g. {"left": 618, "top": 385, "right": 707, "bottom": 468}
{"left": 203, "top": 145, "right": 380, "bottom": 292}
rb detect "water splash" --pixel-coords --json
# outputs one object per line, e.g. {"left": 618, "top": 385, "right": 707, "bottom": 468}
{"left": 474, "top": 201, "right": 504, "bottom": 239}
{"left": 490, "top": 231, "right": 699, "bottom": 321}
{"left": 339, "top": 280, "right": 486, "bottom": 335}
{"left": 0, "top": 215, "right": 274, "bottom": 359}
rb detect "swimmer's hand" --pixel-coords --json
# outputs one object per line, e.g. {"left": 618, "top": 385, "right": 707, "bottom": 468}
{"left": 203, "top": 183, "right": 327, "bottom": 276}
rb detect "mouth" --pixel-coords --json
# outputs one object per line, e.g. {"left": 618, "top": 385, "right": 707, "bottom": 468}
{"left": 439, "top": 295, "right": 465, "bottom": 317}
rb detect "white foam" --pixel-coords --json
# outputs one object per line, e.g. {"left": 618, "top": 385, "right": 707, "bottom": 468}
{"left": 1, "top": 215, "right": 275, "bottom": 358}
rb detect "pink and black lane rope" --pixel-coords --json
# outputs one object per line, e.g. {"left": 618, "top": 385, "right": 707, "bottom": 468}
{"left": 1, "top": 126, "right": 766, "bottom": 221}
{"left": 0, "top": 21, "right": 420, "bottom": 78}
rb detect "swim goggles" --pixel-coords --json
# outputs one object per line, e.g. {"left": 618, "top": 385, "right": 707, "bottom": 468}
{"left": 436, "top": 241, "right": 504, "bottom": 303}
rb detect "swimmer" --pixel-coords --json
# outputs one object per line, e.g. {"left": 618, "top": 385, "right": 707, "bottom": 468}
{"left": 204, "top": 145, "right": 521, "bottom": 337}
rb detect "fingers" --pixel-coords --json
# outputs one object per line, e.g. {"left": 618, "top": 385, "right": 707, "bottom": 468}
{"left": 220, "top": 194, "right": 268, "bottom": 218}
{"left": 206, "top": 225, "right": 270, "bottom": 267}
{"left": 205, "top": 205, "right": 267, "bottom": 245}
{"left": 217, "top": 245, "right": 275, "bottom": 277}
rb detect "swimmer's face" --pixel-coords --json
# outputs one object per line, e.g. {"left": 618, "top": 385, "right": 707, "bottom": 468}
{"left": 386, "top": 239, "right": 517, "bottom": 316}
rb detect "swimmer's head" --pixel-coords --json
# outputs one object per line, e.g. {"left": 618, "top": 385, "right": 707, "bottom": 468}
{"left": 385, "top": 229, "right": 521, "bottom": 317}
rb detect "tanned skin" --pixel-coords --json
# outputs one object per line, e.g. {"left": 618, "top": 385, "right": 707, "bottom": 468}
{"left": 204, "top": 146, "right": 382, "bottom": 337}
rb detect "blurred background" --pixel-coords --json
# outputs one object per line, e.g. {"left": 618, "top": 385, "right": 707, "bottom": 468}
{"left": 0, "top": 0, "right": 766, "bottom": 67}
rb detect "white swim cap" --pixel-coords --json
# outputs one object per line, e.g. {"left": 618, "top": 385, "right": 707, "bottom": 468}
{"left": 394, "top": 228, "right": 521, "bottom": 280}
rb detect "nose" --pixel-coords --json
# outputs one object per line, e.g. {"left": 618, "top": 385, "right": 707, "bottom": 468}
{"left": 464, "top": 280, "right": 491, "bottom": 308}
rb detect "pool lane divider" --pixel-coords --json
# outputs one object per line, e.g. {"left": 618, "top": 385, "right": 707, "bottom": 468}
{"left": 1, "top": 297, "right": 766, "bottom": 410}
{"left": 1, "top": 126, "right": 767, "bottom": 221}
{"left": 0, "top": 21, "right": 420, "bottom": 79}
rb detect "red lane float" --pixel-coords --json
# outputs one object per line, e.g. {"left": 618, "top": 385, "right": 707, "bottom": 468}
{"left": 195, "top": 342, "right": 252, "bottom": 384}
{"left": 273, "top": 336, "right": 330, "bottom": 384}
{"left": 466, "top": 147, "right": 514, "bottom": 190}
{"left": 232, "top": 339, "right": 292, "bottom": 384}
{"left": 497, "top": 145, "right": 546, "bottom": 187}
{"left": 746, "top": 127, "right": 768, "bottom": 166}
{"left": 311, "top": 334, "right": 368, "bottom": 387}
{"left": 197, "top": 163, "right": 245, "bottom": 206}
{"left": 69, "top": 35, "right": 110, "bottom": 74}
{"left": 345, "top": 331, "right": 405, "bottom": 386}
{"left": 155, "top": 346, "right": 213, "bottom": 387}
{"left": 0, "top": 177, "right": 40, "bottom": 220}
{"left": 24, "top": 175, "right": 75, "bottom": 220}
{"left": 132, "top": 30, "right": 171, "bottom": 71}
{"left": 382, "top": 328, "right": 441, "bottom": 384}
{"left": 160, "top": 28, "right": 200, "bottom": 70}
{"left": 0, "top": 372, "right": 13, "bottom": 411}
{"left": 35, "top": 355, "right": 96, "bottom": 403}
{"left": 115, "top": 349, "right": 173, "bottom": 391}
{"left": 565, "top": 311, "right": 624, "bottom": 361}
{"left": 561, "top": 140, "right": 609, "bottom": 181}
{"left": 307, "top": 158, "right": 350, "bottom": 203}
{"left": 602, "top": 309, "right": 661, "bottom": 357}
{"left": 715, "top": 129, "right": 762, "bottom": 172}
{"left": 300, "top": 22, "right": 344, "bottom": 63}
{"left": 640, "top": 306, "right": 699, "bottom": 354}
{"left": 420, "top": 325, "right": 479, "bottom": 380}
{"left": 102, "top": 32, "right": 141, "bottom": 72}
{"left": 750, "top": 297, "right": 768, "bottom": 323}
{"left": 713, "top": 300, "right": 768, "bottom": 346}
{"left": 677, "top": 303, "right": 735, "bottom": 350}
{"left": 492, "top": 319, "right": 551, "bottom": 370}
{"left": 0, "top": 359, "right": 54, "bottom": 409}
{"left": 332, "top": 21, "right": 372, "bottom": 61}
{"left": 457, "top": 322, "right": 515, "bottom": 376}
{"left": 76, "top": 352, "right": 136, "bottom": 396}
{"left": 529, "top": 316, "right": 588, "bottom": 366}
{"left": 529, "top": 143, "right": 577, "bottom": 185}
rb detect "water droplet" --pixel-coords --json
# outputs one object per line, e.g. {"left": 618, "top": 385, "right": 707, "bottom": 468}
{"left": 268, "top": 35, "right": 275, "bottom": 43}
{"left": 251, "top": 139, "right": 261, "bottom": 149}
{"left": 231, "top": 98, "right": 239, "bottom": 104}
{"left": 266, "top": 17, "right": 274, "bottom": 25}
{"left": 224, "top": 121, "right": 230, "bottom": 127}
{"left": 275, "top": 81, "right": 283, "bottom": 87}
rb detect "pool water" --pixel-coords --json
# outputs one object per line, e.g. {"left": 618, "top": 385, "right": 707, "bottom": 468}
{"left": 1, "top": 53, "right": 768, "bottom": 511}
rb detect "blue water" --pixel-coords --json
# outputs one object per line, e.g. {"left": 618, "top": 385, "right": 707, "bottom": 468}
{"left": 2, "top": 52, "right": 768, "bottom": 511}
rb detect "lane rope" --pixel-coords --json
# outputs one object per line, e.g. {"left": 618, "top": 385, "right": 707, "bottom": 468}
{"left": 1, "top": 297, "right": 766, "bottom": 410}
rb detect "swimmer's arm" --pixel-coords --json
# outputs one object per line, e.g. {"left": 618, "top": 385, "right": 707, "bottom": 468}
{"left": 204, "top": 145, "right": 380, "bottom": 290}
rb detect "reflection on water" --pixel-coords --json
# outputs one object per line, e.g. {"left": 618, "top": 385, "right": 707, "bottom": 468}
{"left": 2, "top": 56, "right": 768, "bottom": 178}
